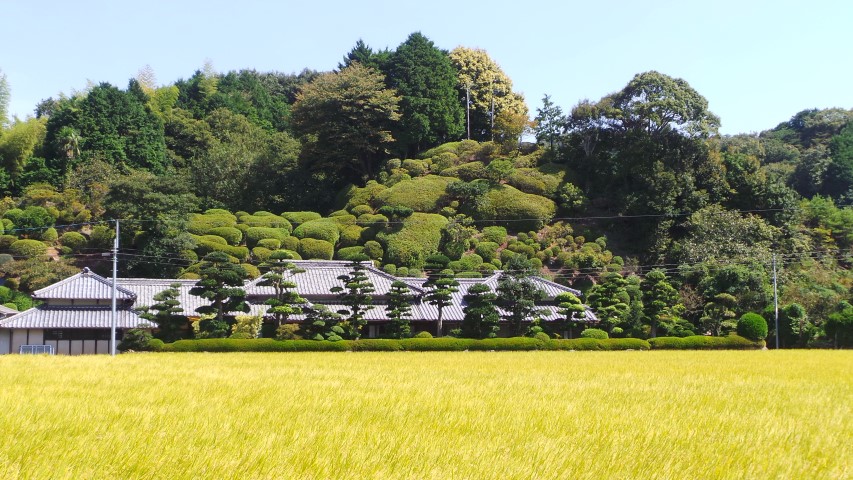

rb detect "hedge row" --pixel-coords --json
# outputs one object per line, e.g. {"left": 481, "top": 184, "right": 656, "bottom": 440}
{"left": 648, "top": 335, "right": 764, "bottom": 350}
{"left": 160, "top": 337, "right": 650, "bottom": 352}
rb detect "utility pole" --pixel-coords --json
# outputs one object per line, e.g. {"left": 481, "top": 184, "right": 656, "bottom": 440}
{"left": 773, "top": 253, "right": 779, "bottom": 350}
{"left": 465, "top": 82, "right": 471, "bottom": 140}
{"left": 110, "top": 219, "right": 119, "bottom": 356}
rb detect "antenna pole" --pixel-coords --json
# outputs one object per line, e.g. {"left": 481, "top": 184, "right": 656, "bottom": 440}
{"left": 110, "top": 220, "right": 119, "bottom": 356}
{"left": 773, "top": 253, "right": 779, "bottom": 350}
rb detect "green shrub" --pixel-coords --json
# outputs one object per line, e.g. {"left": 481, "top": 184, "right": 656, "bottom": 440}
{"left": 507, "top": 172, "right": 547, "bottom": 195}
{"left": 298, "top": 238, "right": 334, "bottom": 260}
{"left": 178, "top": 272, "right": 200, "bottom": 280}
{"left": 281, "top": 236, "right": 300, "bottom": 251}
{"left": 188, "top": 213, "right": 236, "bottom": 235}
{"left": 441, "top": 161, "right": 487, "bottom": 182}
{"left": 195, "top": 241, "right": 250, "bottom": 262}
{"left": 240, "top": 214, "right": 292, "bottom": 232}
{"left": 470, "top": 185, "right": 556, "bottom": 231}
{"left": 363, "top": 240, "right": 383, "bottom": 261}
{"left": 0, "top": 253, "right": 13, "bottom": 265}
{"left": 59, "top": 231, "right": 87, "bottom": 251}
{"left": 648, "top": 335, "right": 764, "bottom": 350}
{"left": 0, "top": 235, "right": 17, "bottom": 250}
{"left": 546, "top": 338, "right": 650, "bottom": 351}
{"left": 376, "top": 213, "right": 446, "bottom": 269}
{"left": 737, "top": 313, "right": 768, "bottom": 341}
{"left": 382, "top": 264, "right": 397, "bottom": 275}
{"left": 256, "top": 238, "right": 281, "bottom": 250}
{"left": 581, "top": 328, "right": 609, "bottom": 339}
{"left": 475, "top": 241, "right": 499, "bottom": 262}
{"left": 148, "top": 338, "right": 165, "bottom": 352}
{"left": 204, "top": 208, "right": 236, "bottom": 218}
{"left": 481, "top": 226, "right": 507, "bottom": 244}
{"left": 292, "top": 219, "right": 341, "bottom": 245}
{"left": 339, "top": 225, "right": 364, "bottom": 248}
{"left": 281, "top": 211, "right": 322, "bottom": 225}
{"left": 336, "top": 246, "right": 366, "bottom": 260}
{"left": 207, "top": 227, "right": 242, "bottom": 245}
{"left": 396, "top": 267, "right": 410, "bottom": 277}
{"left": 339, "top": 181, "right": 388, "bottom": 211}
{"left": 118, "top": 328, "right": 154, "bottom": 352}
{"left": 534, "top": 332, "right": 551, "bottom": 342}
{"left": 350, "top": 339, "right": 405, "bottom": 352}
{"left": 414, "top": 331, "right": 433, "bottom": 338}
{"left": 349, "top": 204, "right": 373, "bottom": 216}
{"left": 401, "top": 159, "right": 429, "bottom": 176}
{"left": 252, "top": 247, "right": 272, "bottom": 262}
{"left": 275, "top": 249, "right": 302, "bottom": 260}
{"left": 245, "top": 227, "right": 291, "bottom": 248}
{"left": 10, "top": 239, "right": 47, "bottom": 257}
{"left": 356, "top": 213, "right": 389, "bottom": 228}
{"left": 39, "top": 227, "right": 58, "bottom": 243}
{"left": 200, "top": 235, "right": 228, "bottom": 245}
{"left": 375, "top": 175, "right": 454, "bottom": 213}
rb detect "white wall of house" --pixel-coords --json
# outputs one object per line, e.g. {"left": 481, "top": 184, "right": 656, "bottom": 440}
{"left": 0, "top": 329, "right": 9, "bottom": 354}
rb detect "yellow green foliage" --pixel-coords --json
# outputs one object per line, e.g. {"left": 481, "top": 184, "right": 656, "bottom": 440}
{"left": 376, "top": 212, "right": 447, "bottom": 269}
{"left": 375, "top": 175, "right": 454, "bottom": 213}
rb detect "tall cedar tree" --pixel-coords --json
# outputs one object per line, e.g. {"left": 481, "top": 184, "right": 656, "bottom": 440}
{"left": 386, "top": 32, "right": 465, "bottom": 156}
{"left": 386, "top": 280, "right": 413, "bottom": 339}
{"left": 189, "top": 251, "right": 249, "bottom": 337}
{"left": 291, "top": 63, "right": 400, "bottom": 181}
{"left": 496, "top": 256, "right": 544, "bottom": 336}
{"left": 554, "top": 291, "right": 586, "bottom": 338}
{"left": 640, "top": 269, "right": 681, "bottom": 337}
{"left": 330, "top": 256, "right": 375, "bottom": 339}
{"left": 586, "top": 272, "right": 631, "bottom": 333}
{"left": 423, "top": 254, "right": 459, "bottom": 336}
{"left": 461, "top": 283, "right": 500, "bottom": 338}
{"left": 136, "top": 282, "right": 188, "bottom": 342}
{"left": 258, "top": 251, "right": 307, "bottom": 327}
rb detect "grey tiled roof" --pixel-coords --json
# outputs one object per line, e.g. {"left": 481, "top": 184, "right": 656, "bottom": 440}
{"left": 245, "top": 260, "right": 425, "bottom": 298}
{"left": 34, "top": 268, "right": 137, "bottom": 301}
{"left": 0, "top": 304, "right": 19, "bottom": 317}
{"left": 0, "top": 306, "right": 155, "bottom": 329}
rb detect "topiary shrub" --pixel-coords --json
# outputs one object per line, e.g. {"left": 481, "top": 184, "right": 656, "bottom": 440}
{"left": 339, "top": 225, "right": 364, "bottom": 248}
{"left": 281, "top": 236, "right": 300, "bottom": 251}
{"left": 10, "top": 239, "right": 47, "bottom": 257}
{"left": 441, "top": 161, "right": 488, "bottom": 181}
{"left": 349, "top": 204, "right": 373, "bottom": 216}
{"left": 241, "top": 263, "right": 261, "bottom": 279}
{"left": 59, "top": 231, "right": 87, "bottom": 252}
{"left": 737, "top": 313, "right": 768, "bottom": 341}
{"left": 469, "top": 185, "right": 556, "bottom": 231}
{"left": 0, "top": 253, "right": 13, "bottom": 265}
{"left": 207, "top": 227, "right": 242, "bottom": 245}
{"left": 581, "top": 328, "right": 609, "bottom": 339}
{"left": 245, "top": 227, "right": 291, "bottom": 248}
{"left": 40, "top": 227, "right": 58, "bottom": 243}
{"left": 401, "top": 159, "right": 429, "bottom": 176}
{"left": 276, "top": 249, "right": 302, "bottom": 260}
{"left": 374, "top": 175, "right": 454, "bottom": 213}
{"left": 336, "top": 246, "right": 366, "bottom": 260}
{"left": 292, "top": 219, "right": 341, "bottom": 245}
{"left": 240, "top": 214, "right": 293, "bottom": 233}
{"left": 256, "top": 238, "right": 281, "bottom": 250}
{"left": 188, "top": 213, "right": 237, "bottom": 235}
{"left": 534, "top": 331, "right": 551, "bottom": 342}
{"left": 414, "top": 331, "right": 433, "bottom": 339}
{"left": 148, "top": 338, "right": 165, "bottom": 352}
{"left": 475, "top": 241, "right": 499, "bottom": 262}
{"left": 382, "top": 264, "right": 397, "bottom": 275}
{"left": 363, "top": 240, "right": 383, "bottom": 261}
{"left": 199, "top": 235, "right": 227, "bottom": 245}
{"left": 396, "top": 267, "right": 410, "bottom": 277}
{"left": 649, "top": 335, "right": 763, "bottom": 350}
{"left": 0, "top": 235, "right": 17, "bottom": 251}
{"left": 252, "top": 247, "right": 272, "bottom": 262}
{"left": 481, "top": 226, "right": 508, "bottom": 244}
{"left": 298, "top": 238, "right": 334, "bottom": 260}
{"left": 195, "top": 241, "right": 250, "bottom": 262}
{"left": 118, "top": 328, "right": 154, "bottom": 352}
{"left": 281, "top": 211, "right": 322, "bottom": 225}
{"left": 376, "top": 213, "right": 446, "bottom": 269}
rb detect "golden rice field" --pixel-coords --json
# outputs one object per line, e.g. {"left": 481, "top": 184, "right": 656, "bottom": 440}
{"left": 0, "top": 351, "right": 849, "bottom": 479}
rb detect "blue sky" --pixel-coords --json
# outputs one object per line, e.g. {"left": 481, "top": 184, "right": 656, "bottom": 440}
{"left": 4, "top": 0, "right": 851, "bottom": 134}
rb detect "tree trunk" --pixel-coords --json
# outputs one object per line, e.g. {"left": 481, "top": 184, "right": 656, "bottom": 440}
{"left": 437, "top": 309, "right": 443, "bottom": 337}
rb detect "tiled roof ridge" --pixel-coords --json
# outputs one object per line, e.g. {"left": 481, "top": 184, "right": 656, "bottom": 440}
{"left": 33, "top": 268, "right": 137, "bottom": 300}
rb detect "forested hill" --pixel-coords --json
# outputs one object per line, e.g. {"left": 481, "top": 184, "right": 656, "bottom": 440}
{"left": 0, "top": 32, "right": 852, "bottom": 346}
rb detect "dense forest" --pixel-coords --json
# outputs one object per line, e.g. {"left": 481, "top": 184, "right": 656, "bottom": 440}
{"left": 1, "top": 32, "right": 852, "bottom": 346}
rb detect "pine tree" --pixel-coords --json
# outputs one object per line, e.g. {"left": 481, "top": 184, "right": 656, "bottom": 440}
{"left": 330, "top": 255, "right": 375, "bottom": 339}
{"left": 136, "top": 283, "right": 188, "bottom": 342}
{"left": 554, "top": 292, "right": 585, "bottom": 339}
{"left": 423, "top": 254, "right": 459, "bottom": 337}
{"left": 386, "top": 280, "right": 413, "bottom": 339}
{"left": 189, "top": 251, "right": 249, "bottom": 338}
{"left": 461, "top": 283, "right": 500, "bottom": 338}
{"left": 496, "top": 256, "right": 544, "bottom": 336}
{"left": 258, "top": 251, "right": 306, "bottom": 328}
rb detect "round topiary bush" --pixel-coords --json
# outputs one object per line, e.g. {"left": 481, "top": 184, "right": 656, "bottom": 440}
{"left": 10, "top": 239, "right": 47, "bottom": 257}
{"left": 298, "top": 238, "right": 334, "bottom": 260}
{"left": 336, "top": 246, "right": 366, "bottom": 260}
{"left": 293, "top": 219, "right": 341, "bottom": 245}
{"left": 207, "top": 226, "right": 243, "bottom": 246}
{"left": 281, "top": 211, "right": 323, "bottom": 225}
{"left": 256, "top": 238, "right": 282, "bottom": 250}
{"left": 40, "top": 227, "right": 58, "bottom": 243}
{"left": 414, "top": 331, "right": 433, "bottom": 339}
{"left": 737, "top": 312, "right": 768, "bottom": 341}
{"left": 364, "top": 240, "right": 383, "bottom": 261}
{"left": 534, "top": 331, "right": 551, "bottom": 342}
{"left": 281, "top": 236, "right": 300, "bottom": 251}
{"left": 245, "top": 227, "right": 291, "bottom": 248}
{"left": 59, "top": 231, "right": 87, "bottom": 252}
{"left": 580, "top": 328, "right": 609, "bottom": 339}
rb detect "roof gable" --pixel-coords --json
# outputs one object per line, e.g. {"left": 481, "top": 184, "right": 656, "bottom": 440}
{"left": 34, "top": 268, "right": 137, "bottom": 301}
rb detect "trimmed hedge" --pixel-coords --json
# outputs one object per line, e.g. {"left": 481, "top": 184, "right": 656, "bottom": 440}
{"left": 240, "top": 214, "right": 293, "bottom": 233}
{"left": 195, "top": 241, "right": 250, "bottom": 262}
{"left": 282, "top": 211, "right": 323, "bottom": 225}
{"left": 293, "top": 219, "right": 341, "bottom": 245}
{"left": 376, "top": 212, "right": 447, "bottom": 269}
{"left": 375, "top": 175, "right": 454, "bottom": 213}
{"left": 470, "top": 185, "right": 556, "bottom": 231}
{"left": 207, "top": 227, "right": 243, "bottom": 246}
{"left": 256, "top": 238, "right": 282, "bottom": 250}
{"left": 159, "top": 337, "right": 650, "bottom": 352}
{"left": 298, "top": 238, "right": 334, "bottom": 260}
{"left": 10, "top": 239, "right": 48, "bottom": 257}
{"left": 245, "top": 227, "right": 291, "bottom": 248}
{"left": 648, "top": 335, "right": 764, "bottom": 350}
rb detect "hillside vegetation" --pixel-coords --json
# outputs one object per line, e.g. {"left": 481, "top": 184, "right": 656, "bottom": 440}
{"left": 0, "top": 33, "right": 852, "bottom": 346}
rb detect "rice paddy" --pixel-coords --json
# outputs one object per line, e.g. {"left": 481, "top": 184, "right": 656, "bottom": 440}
{"left": 0, "top": 351, "right": 849, "bottom": 479}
